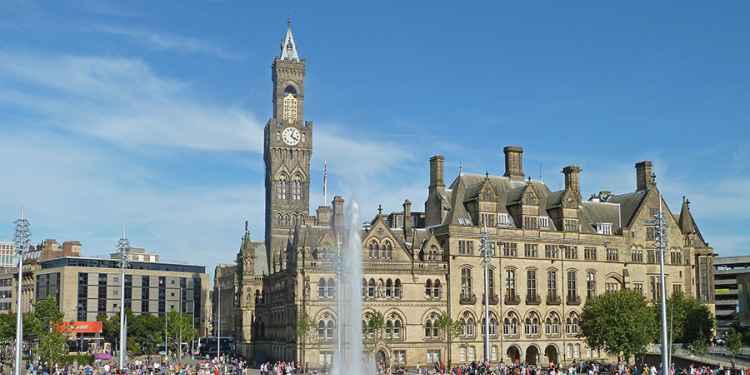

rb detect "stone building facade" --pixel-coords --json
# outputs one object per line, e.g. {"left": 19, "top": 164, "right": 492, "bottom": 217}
{"left": 229, "top": 23, "right": 717, "bottom": 368}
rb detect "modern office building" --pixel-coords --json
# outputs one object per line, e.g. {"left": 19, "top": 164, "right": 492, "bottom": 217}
{"left": 715, "top": 256, "right": 750, "bottom": 334}
{"left": 35, "top": 256, "right": 211, "bottom": 335}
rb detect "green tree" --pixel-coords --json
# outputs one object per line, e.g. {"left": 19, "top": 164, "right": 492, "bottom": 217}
{"left": 38, "top": 330, "right": 67, "bottom": 366}
{"left": 32, "top": 297, "right": 64, "bottom": 336}
{"left": 435, "top": 312, "right": 461, "bottom": 368}
{"left": 97, "top": 313, "right": 119, "bottom": 346}
{"left": 580, "top": 289, "right": 658, "bottom": 362}
{"left": 30, "top": 298, "right": 67, "bottom": 366}
{"left": 688, "top": 335, "right": 708, "bottom": 356}
{"left": 0, "top": 313, "right": 13, "bottom": 342}
{"left": 296, "top": 312, "right": 315, "bottom": 373}
{"left": 165, "top": 311, "right": 196, "bottom": 358}
{"left": 365, "top": 311, "right": 385, "bottom": 339}
{"left": 128, "top": 314, "right": 163, "bottom": 356}
{"left": 726, "top": 329, "right": 743, "bottom": 364}
{"left": 666, "top": 294, "right": 714, "bottom": 344}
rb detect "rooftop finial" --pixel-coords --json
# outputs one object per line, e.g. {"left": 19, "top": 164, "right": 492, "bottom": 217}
{"left": 245, "top": 220, "right": 249, "bottom": 232}
{"left": 458, "top": 162, "right": 463, "bottom": 177}
{"left": 280, "top": 18, "right": 300, "bottom": 61}
{"left": 378, "top": 204, "right": 383, "bottom": 216}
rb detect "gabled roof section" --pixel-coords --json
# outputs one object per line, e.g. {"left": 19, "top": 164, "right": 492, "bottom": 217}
{"left": 280, "top": 19, "right": 300, "bottom": 61}
{"left": 362, "top": 214, "right": 412, "bottom": 260}
{"left": 579, "top": 201, "right": 622, "bottom": 234}
{"left": 607, "top": 190, "right": 647, "bottom": 228}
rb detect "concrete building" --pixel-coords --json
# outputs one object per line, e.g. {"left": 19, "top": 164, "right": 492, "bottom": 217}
{"left": 714, "top": 256, "right": 750, "bottom": 334}
{"left": 39, "top": 239, "right": 81, "bottom": 261}
{"left": 224, "top": 23, "right": 717, "bottom": 369}
{"left": 0, "top": 239, "right": 61, "bottom": 315}
{"left": 35, "top": 256, "right": 211, "bottom": 335}
{"left": 110, "top": 247, "right": 160, "bottom": 263}
{"left": 0, "top": 241, "right": 14, "bottom": 268}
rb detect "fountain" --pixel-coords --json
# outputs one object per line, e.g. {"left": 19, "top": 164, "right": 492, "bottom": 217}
{"left": 332, "top": 201, "right": 375, "bottom": 374}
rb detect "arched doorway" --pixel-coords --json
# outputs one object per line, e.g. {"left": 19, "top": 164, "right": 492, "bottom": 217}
{"left": 544, "top": 345, "right": 558, "bottom": 367}
{"left": 507, "top": 346, "right": 521, "bottom": 365}
{"left": 375, "top": 350, "right": 389, "bottom": 370}
{"left": 525, "top": 345, "right": 540, "bottom": 366}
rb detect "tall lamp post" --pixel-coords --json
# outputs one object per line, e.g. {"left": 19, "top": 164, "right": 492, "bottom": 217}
{"left": 13, "top": 209, "right": 33, "bottom": 375}
{"left": 217, "top": 282, "right": 221, "bottom": 359}
{"left": 116, "top": 229, "right": 130, "bottom": 371}
{"left": 647, "top": 174, "right": 669, "bottom": 375}
{"left": 480, "top": 224, "right": 493, "bottom": 362}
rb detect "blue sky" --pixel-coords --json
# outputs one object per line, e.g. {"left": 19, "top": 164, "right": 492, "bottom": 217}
{"left": 1, "top": 1, "right": 748, "bottom": 271}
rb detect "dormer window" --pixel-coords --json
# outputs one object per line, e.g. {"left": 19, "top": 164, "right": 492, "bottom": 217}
{"left": 457, "top": 214, "right": 472, "bottom": 226}
{"left": 564, "top": 219, "right": 579, "bottom": 232}
{"left": 523, "top": 216, "right": 539, "bottom": 230}
{"left": 596, "top": 223, "right": 612, "bottom": 235}
{"left": 497, "top": 213, "right": 511, "bottom": 226}
{"left": 480, "top": 213, "right": 495, "bottom": 227}
{"left": 538, "top": 216, "right": 551, "bottom": 229}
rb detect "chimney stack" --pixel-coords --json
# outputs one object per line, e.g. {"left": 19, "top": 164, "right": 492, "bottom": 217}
{"left": 403, "top": 199, "right": 412, "bottom": 235}
{"left": 429, "top": 155, "right": 445, "bottom": 189}
{"left": 562, "top": 165, "right": 582, "bottom": 192}
{"left": 635, "top": 161, "right": 655, "bottom": 191}
{"left": 62, "top": 241, "right": 81, "bottom": 257}
{"left": 503, "top": 146, "right": 524, "bottom": 181}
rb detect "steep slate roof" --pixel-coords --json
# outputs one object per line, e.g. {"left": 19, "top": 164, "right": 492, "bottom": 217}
{"left": 607, "top": 191, "right": 647, "bottom": 228}
{"left": 443, "top": 172, "right": 624, "bottom": 233}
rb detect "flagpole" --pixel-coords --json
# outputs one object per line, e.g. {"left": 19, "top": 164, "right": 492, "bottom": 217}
{"left": 323, "top": 161, "right": 328, "bottom": 205}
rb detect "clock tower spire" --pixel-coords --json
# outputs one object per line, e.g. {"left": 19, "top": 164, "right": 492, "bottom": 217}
{"left": 264, "top": 19, "right": 312, "bottom": 273}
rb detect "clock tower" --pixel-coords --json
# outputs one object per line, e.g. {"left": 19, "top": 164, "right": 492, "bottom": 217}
{"left": 264, "top": 20, "right": 312, "bottom": 273}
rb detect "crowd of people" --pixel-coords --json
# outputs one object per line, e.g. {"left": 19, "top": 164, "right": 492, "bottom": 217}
{"left": 0, "top": 353, "right": 253, "bottom": 375}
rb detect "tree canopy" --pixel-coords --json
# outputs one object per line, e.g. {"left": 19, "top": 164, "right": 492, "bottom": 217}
{"left": 666, "top": 293, "right": 714, "bottom": 344}
{"left": 580, "top": 289, "right": 658, "bottom": 361}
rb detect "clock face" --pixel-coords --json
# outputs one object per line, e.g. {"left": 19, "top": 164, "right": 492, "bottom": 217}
{"left": 282, "top": 127, "right": 301, "bottom": 146}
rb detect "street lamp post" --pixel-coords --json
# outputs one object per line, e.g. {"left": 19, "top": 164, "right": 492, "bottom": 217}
{"left": 647, "top": 174, "right": 669, "bottom": 375}
{"left": 480, "top": 224, "right": 493, "bottom": 363}
{"left": 656, "top": 188, "right": 670, "bottom": 375}
{"left": 117, "top": 230, "right": 130, "bottom": 371}
{"left": 13, "top": 209, "right": 33, "bottom": 375}
{"left": 217, "top": 283, "right": 221, "bottom": 359}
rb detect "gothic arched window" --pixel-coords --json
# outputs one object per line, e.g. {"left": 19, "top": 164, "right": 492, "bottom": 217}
{"left": 383, "top": 240, "right": 393, "bottom": 259}
{"left": 367, "top": 278, "right": 376, "bottom": 298}
{"left": 276, "top": 174, "right": 288, "bottom": 200}
{"left": 283, "top": 92, "right": 298, "bottom": 123}
{"left": 461, "top": 268, "right": 473, "bottom": 299}
{"left": 292, "top": 174, "right": 303, "bottom": 201}
{"left": 318, "top": 278, "right": 326, "bottom": 298}
{"left": 327, "top": 278, "right": 335, "bottom": 298}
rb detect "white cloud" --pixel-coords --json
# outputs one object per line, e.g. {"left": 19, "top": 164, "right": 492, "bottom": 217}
{"left": 94, "top": 25, "right": 241, "bottom": 60}
{"left": 0, "top": 130, "right": 264, "bottom": 269}
{"left": 0, "top": 50, "right": 415, "bottom": 271}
